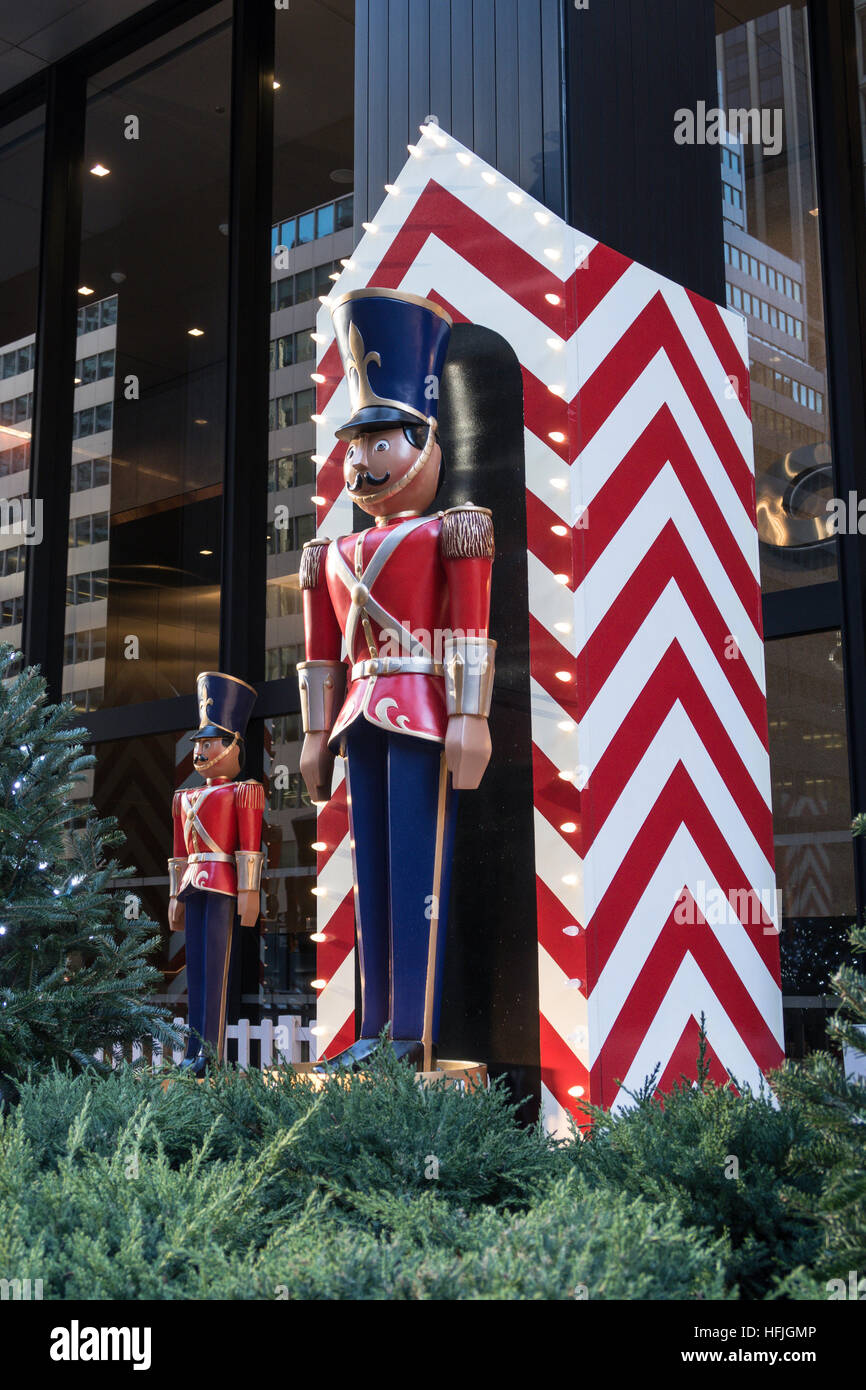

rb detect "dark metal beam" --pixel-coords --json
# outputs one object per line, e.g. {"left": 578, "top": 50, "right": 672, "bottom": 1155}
{"left": 762, "top": 581, "right": 842, "bottom": 641}
{"left": 22, "top": 61, "right": 85, "bottom": 700}
{"left": 808, "top": 0, "right": 866, "bottom": 918}
{"left": 219, "top": 0, "right": 274, "bottom": 766}
{"left": 82, "top": 680, "right": 299, "bottom": 745}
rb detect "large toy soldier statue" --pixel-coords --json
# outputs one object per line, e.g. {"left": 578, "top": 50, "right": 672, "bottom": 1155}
{"left": 298, "top": 287, "right": 495, "bottom": 1071}
{"left": 168, "top": 673, "right": 265, "bottom": 1074}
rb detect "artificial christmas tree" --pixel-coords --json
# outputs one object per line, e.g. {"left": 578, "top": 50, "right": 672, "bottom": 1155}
{"left": 0, "top": 644, "right": 177, "bottom": 1100}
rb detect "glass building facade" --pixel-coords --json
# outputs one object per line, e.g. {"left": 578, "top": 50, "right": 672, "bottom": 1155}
{"left": 2, "top": 0, "right": 865, "bottom": 1060}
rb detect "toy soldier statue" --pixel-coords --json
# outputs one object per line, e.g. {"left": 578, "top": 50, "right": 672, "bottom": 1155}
{"left": 298, "top": 287, "right": 495, "bottom": 1071}
{"left": 168, "top": 673, "right": 265, "bottom": 1074}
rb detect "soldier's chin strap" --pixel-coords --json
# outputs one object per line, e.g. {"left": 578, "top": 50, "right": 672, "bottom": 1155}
{"left": 352, "top": 416, "right": 438, "bottom": 505}
{"left": 195, "top": 732, "right": 240, "bottom": 775}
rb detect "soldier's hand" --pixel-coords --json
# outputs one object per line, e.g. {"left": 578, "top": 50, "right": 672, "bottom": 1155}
{"left": 168, "top": 897, "right": 185, "bottom": 932}
{"left": 445, "top": 715, "right": 492, "bottom": 789}
{"left": 237, "top": 889, "right": 260, "bottom": 928}
{"left": 300, "top": 731, "right": 335, "bottom": 804}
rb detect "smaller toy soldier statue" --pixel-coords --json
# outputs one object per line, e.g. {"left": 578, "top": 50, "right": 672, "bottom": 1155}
{"left": 168, "top": 672, "right": 265, "bottom": 1074}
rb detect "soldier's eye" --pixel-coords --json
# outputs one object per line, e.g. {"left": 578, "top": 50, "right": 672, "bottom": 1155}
{"left": 347, "top": 447, "right": 355, "bottom": 460}
{"left": 374, "top": 440, "right": 390, "bottom": 452}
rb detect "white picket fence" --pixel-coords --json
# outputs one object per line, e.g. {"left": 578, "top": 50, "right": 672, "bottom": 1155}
{"left": 94, "top": 1016, "right": 318, "bottom": 1071}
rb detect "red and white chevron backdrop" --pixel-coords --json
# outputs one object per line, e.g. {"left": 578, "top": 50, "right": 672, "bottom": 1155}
{"left": 308, "top": 124, "right": 784, "bottom": 1132}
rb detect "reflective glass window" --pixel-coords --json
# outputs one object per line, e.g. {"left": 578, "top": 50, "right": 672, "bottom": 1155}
{"left": 64, "top": 5, "right": 233, "bottom": 710}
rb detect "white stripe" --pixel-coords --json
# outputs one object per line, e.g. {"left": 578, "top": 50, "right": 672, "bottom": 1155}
{"left": 609, "top": 957, "right": 772, "bottom": 1112}
{"left": 578, "top": 579, "right": 771, "bottom": 791}
{"left": 533, "top": 808, "right": 584, "bottom": 924}
{"left": 312, "top": 950, "right": 356, "bottom": 1059}
{"left": 584, "top": 703, "right": 774, "bottom": 910}
{"left": 575, "top": 461, "right": 764, "bottom": 679}
{"left": 587, "top": 824, "right": 784, "bottom": 1060}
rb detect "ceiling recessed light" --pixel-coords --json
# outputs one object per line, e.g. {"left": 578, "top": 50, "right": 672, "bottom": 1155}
{"left": 199, "top": 548, "right": 213, "bottom": 556}
{"left": 194, "top": 418, "right": 207, "bottom": 425}
{"left": 188, "top": 327, "right": 204, "bottom": 337}
{"left": 311, "top": 372, "right": 326, "bottom": 383}
{"left": 90, "top": 163, "right": 110, "bottom": 177}
{"left": 311, "top": 495, "right": 326, "bottom": 505}
{"left": 78, "top": 286, "right": 94, "bottom": 296}
{"left": 272, "top": 79, "right": 281, "bottom": 90}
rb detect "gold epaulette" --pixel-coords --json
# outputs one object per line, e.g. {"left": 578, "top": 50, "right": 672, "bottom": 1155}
{"left": 299, "top": 537, "right": 330, "bottom": 590}
{"left": 441, "top": 504, "right": 495, "bottom": 561}
{"left": 172, "top": 790, "right": 184, "bottom": 816}
{"left": 235, "top": 780, "right": 265, "bottom": 811}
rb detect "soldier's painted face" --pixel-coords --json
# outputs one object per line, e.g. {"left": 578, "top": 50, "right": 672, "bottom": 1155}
{"left": 344, "top": 426, "right": 441, "bottom": 520}
{"left": 193, "top": 736, "right": 241, "bottom": 781}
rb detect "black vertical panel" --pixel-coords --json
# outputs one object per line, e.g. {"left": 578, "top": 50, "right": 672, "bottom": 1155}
{"left": 353, "top": 0, "right": 370, "bottom": 239}
{"left": 808, "top": 0, "right": 866, "bottom": 921}
{"left": 407, "top": 0, "right": 430, "bottom": 134}
{"left": 387, "top": 0, "right": 410, "bottom": 193}
{"left": 516, "top": 0, "right": 544, "bottom": 201}
{"left": 541, "top": 0, "right": 566, "bottom": 218}
{"left": 23, "top": 62, "right": 85, "bottom": 701}
{"left": 356, "top": 0, "right": 565, "bottom": 223}
{"left": 428, "top": 0, "right": 452, "bottom": 130}
{"left": 450, "top": 0, "right": 474, "bottom": 140}
{"left": 565, "top": 0, "right": 725, "bottom": 303}
{"left": 494, "top": 0, "right": 519, "bottom": 179}
{"left": 221, "top": 0, "right": 274, "bottom": 765}
{"left": 471, "top": 0, "right": 497, "bottom": 166}
{"left": 366, "top": 0, "right": 390, "bottom": 216}
{"left": 437, "top": 325, "right": 539, "bottom": 1116}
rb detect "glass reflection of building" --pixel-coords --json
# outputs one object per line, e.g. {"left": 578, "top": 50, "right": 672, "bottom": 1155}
{"left": 716, "top": 1, "right": 857, "bottom": 1047}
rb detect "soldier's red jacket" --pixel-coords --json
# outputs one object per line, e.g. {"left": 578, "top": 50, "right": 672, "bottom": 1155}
{"left": 171, "top": 778, "right": 264, "bottom": 898}
{"left": 301, "top": 506, "right": 494, "bottom": 745}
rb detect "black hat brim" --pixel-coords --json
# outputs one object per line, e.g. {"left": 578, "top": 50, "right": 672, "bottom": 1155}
{"left": 188, "top": 724, "right": 238, "bottom": 741}
{"left": 335, "top": 405, "right": 429, "bottom": 442}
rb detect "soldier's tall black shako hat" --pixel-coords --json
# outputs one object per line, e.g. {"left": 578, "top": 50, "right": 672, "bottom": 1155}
{"left": 330, "top": 287, "right": 452, "bottom": 442}
{"left": 188, "top": 671, "right": 257, "bottom": 742}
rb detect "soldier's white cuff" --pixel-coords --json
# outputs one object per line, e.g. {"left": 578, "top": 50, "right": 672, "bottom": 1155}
{"left": 235, "top": 850, "right": 265, "bottom": 893}
{"left": 168, "top": 858, "right": 187, "bottom": 898}
{"left": 444, "top": 637, "right": 496, "bottom": 718}
{"left": 297, "top": 660, "right": 345, "bottom": 734}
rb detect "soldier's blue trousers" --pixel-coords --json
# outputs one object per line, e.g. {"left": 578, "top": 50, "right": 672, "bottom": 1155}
{"left": 181, "top": 890, "right": 239, "bottom": 1060}
{"left": 344, "top": 722, "right": 459, "bottom": 1044}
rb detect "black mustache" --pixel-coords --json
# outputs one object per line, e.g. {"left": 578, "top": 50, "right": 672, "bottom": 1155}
{"left": 348, "top": 469, "right": 391, "bottom": 493}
